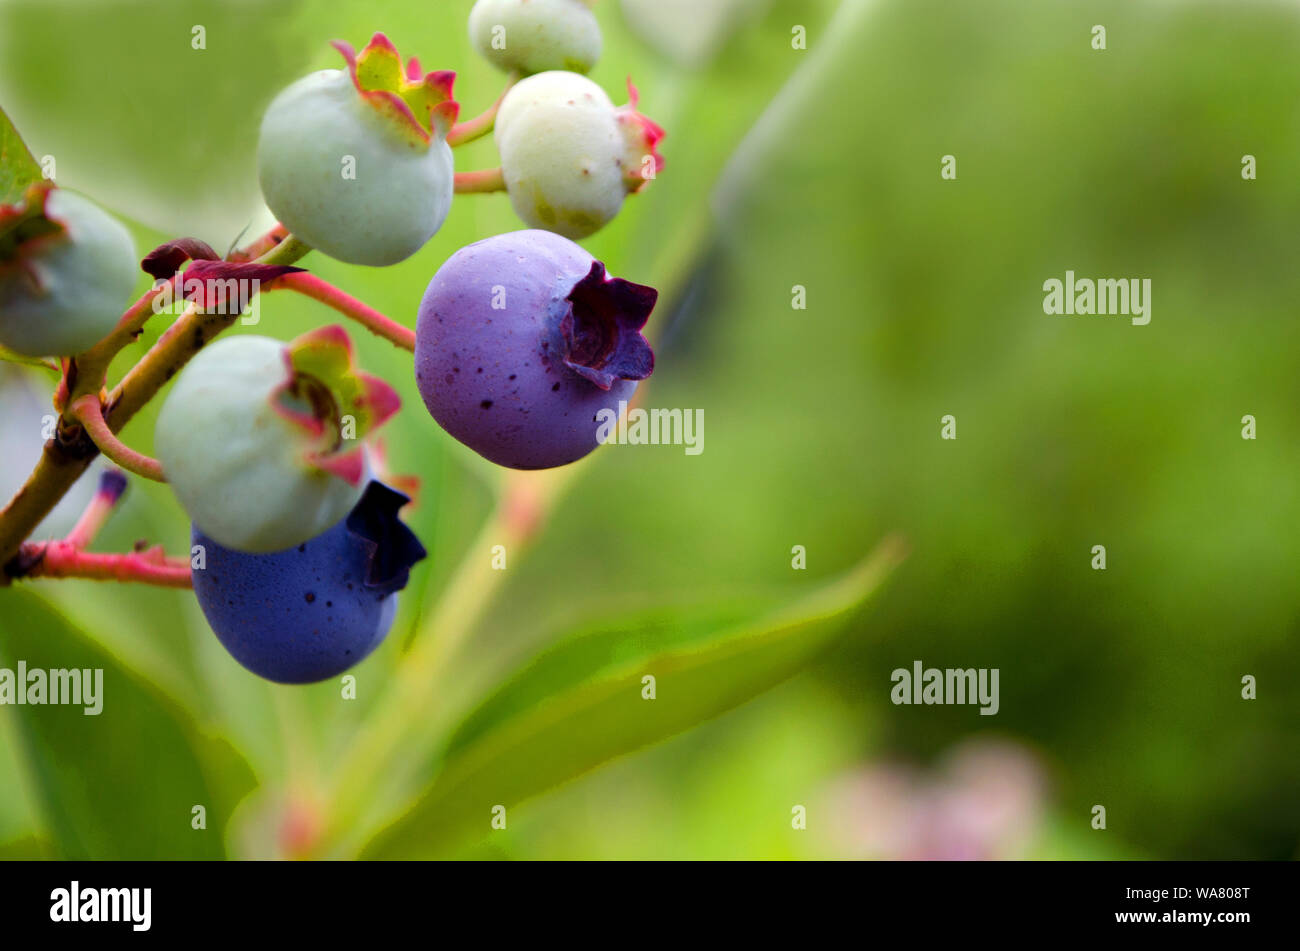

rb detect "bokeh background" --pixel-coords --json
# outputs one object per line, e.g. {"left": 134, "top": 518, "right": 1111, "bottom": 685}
{"left": 2, "top": 0, "right": 1299, "bottom": 859}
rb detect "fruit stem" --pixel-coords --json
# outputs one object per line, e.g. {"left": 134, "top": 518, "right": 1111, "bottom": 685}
{"left": 315, "top": 395, "right": 665, "bottom": 855}
{"left": 58, "top": 276, "right": 180, "bottom": 410}
{"left": 0, "top": 235, "right": 314, "bottom": 581}
{"left": 313, "top": 466, "right": 574, "bottom": 856}
{"left": 271, "top": 273, "right": 416, "bottom": 352}
{"left": 446, "top": 73, "right": 518, "bottom": 147}
{"left": 69, "top": 394, "right": 166, "bottom": 482}
{"left": 453, "top": 167, "right": 507, "bottom": 194}
{"left": 7, "top": 540, "right": 192, "bottom": 588}
{"left": 257, "top": 234, "right": 313, "bottom": 267}
{"left": 228, "top": 222, "right": 290, "bottom": 262}
{"left": 64, "top": 470, "right": 129, "bottom": 550}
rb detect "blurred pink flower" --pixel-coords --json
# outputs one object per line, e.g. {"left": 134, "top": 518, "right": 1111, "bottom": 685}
{"left": 824, "top": 738, "right": 1047, "bottom": 860}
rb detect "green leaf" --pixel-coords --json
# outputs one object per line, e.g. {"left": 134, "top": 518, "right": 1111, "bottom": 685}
{"left": 360, "top": 539, "right": 905, "bottom": 859}
{"left": 0, "top": 590, "right": 256, "bottom": 858}
{"left": 0, "top": 106, "right": 41, "bottom": 206}
{"left": 0, "top": 835, "right": 51, "bottom": 859}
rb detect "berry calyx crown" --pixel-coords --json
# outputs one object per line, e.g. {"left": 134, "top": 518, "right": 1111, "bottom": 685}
{"left": 0, "top": 181, "right": 72, "bottom": 282}
{"left": 272, "top": 325, "right": 402, "bottom": 486}
{"left": 616, "top": 79, "right": 665, "bottom": 193}
{"left": 333, "top": 33, "right": 459, "bottom": 146}
{"left": 560, "top": 261, "right": 656, "bottom": 390}
{"left": 345, "top": 480, "right": 428, "bottom": 596}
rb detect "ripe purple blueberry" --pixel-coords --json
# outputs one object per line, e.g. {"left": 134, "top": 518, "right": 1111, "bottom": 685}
{"left": 414, "top": 229, "right": 656, "bottom": 469}
{"left": 192, "top": 481, "right": 426, "bottom": 684}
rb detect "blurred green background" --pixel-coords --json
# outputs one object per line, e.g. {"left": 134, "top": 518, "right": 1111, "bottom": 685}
{"left": 2, "top": 0, "right": 1299, "bottom": 859}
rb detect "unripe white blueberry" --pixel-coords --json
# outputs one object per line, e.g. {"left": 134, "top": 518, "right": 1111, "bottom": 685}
{"left": 469, "top": 0, "right": 602, "bottom": 75}
{"left": 155, "top": 328, "right": 399, "bottom": 553}
{"left": 495, "top": 71, "right": 663, "bottom": 239}
{"left": 257, "top": 34, "right": 458, "bottom": 266}
{"left": 0, "top": 187, "right": 136, "bottom": 357}
{"left": 494, "top": 68, "right": 614, "bottom": 140}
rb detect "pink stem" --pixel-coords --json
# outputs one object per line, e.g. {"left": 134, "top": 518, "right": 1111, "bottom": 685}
{"left": 271, "top": 272, "right": 416, "bottom": 352}
{"left": 68, "top": 394, "right": 166, "bottom": 482}
{"left": 64, "top": 470, "right": 129, "bottom": 550}
{"left": 446, "top": 74, "right": 517, "bottom": 147}
{"left": 56, "top": 277, "right": 178, "bottom": 408}
{"left": 17, "top": 540, "right": 192, "bottom": 588}
{"left": 454, "top": 167, "right": 506, "bottom": 194}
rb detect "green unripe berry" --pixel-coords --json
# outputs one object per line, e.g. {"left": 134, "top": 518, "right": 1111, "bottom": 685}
{"left": 257, "top": 34, "right": 458, "bottom": 267}
{"left": 0, "top": 187, "right": 136, "bottom": 357}
{"left": 155, "top": 327, "right": 400, "bottom": 553}
{"left": 469, "top": 0, "right": 602, "bottom": 75}
{"left": 494, "top": 71, "right": 664, "bottom": 239}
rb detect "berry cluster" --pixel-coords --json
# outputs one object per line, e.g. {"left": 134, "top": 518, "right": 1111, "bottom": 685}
{"left": 0, "top": 2, "right": 665, "bottom": 684}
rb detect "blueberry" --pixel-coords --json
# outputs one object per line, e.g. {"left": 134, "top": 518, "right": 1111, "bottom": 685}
{"left": 257, "top": 34, "right": 458, "bottom": 266}
{"left": 0, "top": 184, "right": 137, "bottom": 357}
{"left": 468, "top": 0, "right": 602, "bottom": 76}
{"left": 155, "top": 326, "right": 400, "bottom": 553}
{"left": 191, "top": 481, "right": 427, "bottom": 684}
{"left": 414, "top": 229, "right": 656, "bottom": 469}
{"left": 495, "top": 72, "right": 664, "bottom": 238}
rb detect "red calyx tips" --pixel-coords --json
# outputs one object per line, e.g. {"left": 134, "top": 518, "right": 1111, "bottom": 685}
{"left": 617, "top": 78, "right": 666, "bottom": 193}
{"left": 333, "top": 32, "right": 459, "bottom": 144}
{"left": 0, "top": 181, "right": 68, "bottom": 269}
{"left": 272, "top": 325, "right": 402, "bottom": 486}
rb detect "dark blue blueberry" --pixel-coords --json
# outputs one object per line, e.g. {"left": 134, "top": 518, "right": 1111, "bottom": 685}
{"left": 191, "top": 481, "right": 426, "bottom": 684}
